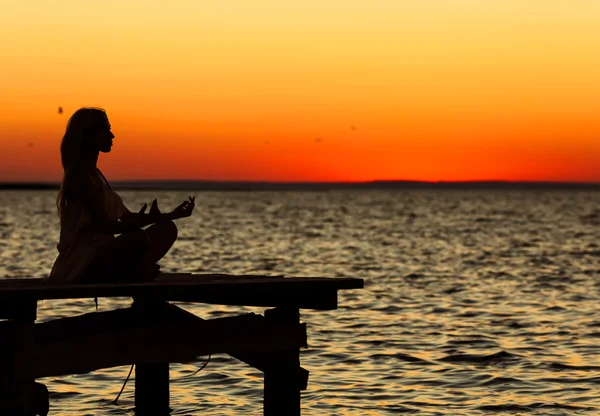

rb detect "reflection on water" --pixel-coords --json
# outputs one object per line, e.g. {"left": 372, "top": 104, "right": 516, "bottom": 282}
{"left": 1, "top": 189, "right": 600, "bottom": 415}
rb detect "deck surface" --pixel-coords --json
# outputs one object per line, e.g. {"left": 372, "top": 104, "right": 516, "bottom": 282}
{"left": 0, "top": 273, "right": 364, "bottom": 310}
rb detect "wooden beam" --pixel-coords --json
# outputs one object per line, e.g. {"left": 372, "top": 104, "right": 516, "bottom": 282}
{"left": 165, "top": 288, "right": 338, "bottom": 310}
{"left": 34, "top": 307, "right": 135, "bottom": 344}
{"left": 0, "top": 298, "right": 37, "bottom": 320}
{"left": 15, "top": 311, "right": 307, "bottom": 381}
{"left": 161, "top": 303, "right": 310, "bottom": 390}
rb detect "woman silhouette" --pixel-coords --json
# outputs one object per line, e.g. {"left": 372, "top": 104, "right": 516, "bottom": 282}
{"left": 47, "top": 107, "right": 195, "bottom": 283}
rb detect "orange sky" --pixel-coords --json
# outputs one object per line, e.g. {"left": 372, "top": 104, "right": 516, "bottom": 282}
{"left": 1, "top": 1, "right": 599, "bottom": 182}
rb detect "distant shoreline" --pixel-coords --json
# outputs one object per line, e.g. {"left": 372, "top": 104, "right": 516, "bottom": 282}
{"left": 1, "top": 180, "right": 600, "bottom": 191}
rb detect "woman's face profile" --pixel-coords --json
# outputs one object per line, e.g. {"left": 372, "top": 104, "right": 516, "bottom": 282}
{"left": 89, "top": 119, "right": 115, "bottom": 153}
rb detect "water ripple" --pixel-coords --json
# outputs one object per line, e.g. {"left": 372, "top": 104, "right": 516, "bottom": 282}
{"left": 1, "top": 189, "right": 600, "bottom": 415}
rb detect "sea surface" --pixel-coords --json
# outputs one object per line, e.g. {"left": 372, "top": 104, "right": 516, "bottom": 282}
{"left": 1, "top": 189, "right": 600, "bottom": 416}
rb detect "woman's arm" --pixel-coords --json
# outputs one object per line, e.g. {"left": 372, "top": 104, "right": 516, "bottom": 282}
{"left": 120, "top": 201, "right": 176, "bottom": 224}
{"left": 125, "top": 197, "right": 195, "bottom": 223}
{"left": 83, "top": 205, "right": 153, "bottom": 234}
{"left": 119, "top": 208, "right": 138, "bottom": 223}
{"left": 71, "top": 186, "right": 151, "bottom": 235}
{"left": 101, "top": 197, "right": 195, "bottom": 232}
{"left": 145, "top": 197, "right": 196, "bottom": 222}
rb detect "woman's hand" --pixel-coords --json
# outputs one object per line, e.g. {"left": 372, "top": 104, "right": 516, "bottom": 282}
{"left": 148, "top": 199, "right": 161, "bottom": 222}
{"left": 120, "top": 203, "right": 148, "bottom": 223}
{"left": 171, "top": 196, "right": 195, "bottom": 220}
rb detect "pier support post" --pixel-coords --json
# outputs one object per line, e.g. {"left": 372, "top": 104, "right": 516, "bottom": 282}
{"left": 0, "top": 320, "right": 18, "bottom": 415}
{"left": 135, "top": 362, "right": 169, "bottom": 414}
{"left": 264, "top": 307, "right": 301, "bottom": 416}
{"left": 0, "top": 299, "right": 47, "bottom": 416}
{"left": 133, "top": 297, "right": 170, "bottom": 415}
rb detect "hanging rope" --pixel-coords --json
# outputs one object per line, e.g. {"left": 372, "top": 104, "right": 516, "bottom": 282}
{"left": 113, "top": 365, "right": 134, "bottom": 404}
{"left": 112, "top": 355, "right": 212, "bottom": 404}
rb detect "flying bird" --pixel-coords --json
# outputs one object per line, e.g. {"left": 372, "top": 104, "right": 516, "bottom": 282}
{"left": 58, "top": 106, "right": 63, "bottom": 114}
{"left": 351, "top": 125, "right": 357, "bottom": 131}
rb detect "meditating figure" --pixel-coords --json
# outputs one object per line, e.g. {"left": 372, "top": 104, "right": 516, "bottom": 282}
{"left": 47, "top": 107, "right": 195, "bottom": 283}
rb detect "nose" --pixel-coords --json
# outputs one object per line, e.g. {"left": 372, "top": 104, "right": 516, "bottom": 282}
{"left": 110, "top": 132, "right": 115, "bottom": 139}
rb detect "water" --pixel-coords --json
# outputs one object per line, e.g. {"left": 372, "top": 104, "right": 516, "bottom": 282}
{"left": 1, "top": 189, "right": 599, "bottom": 415}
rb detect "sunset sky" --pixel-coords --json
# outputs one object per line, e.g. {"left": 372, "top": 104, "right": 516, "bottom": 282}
{"left": 1, "top": 1, "right": 599, "bottom": 182}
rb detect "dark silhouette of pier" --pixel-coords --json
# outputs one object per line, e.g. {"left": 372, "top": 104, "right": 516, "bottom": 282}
{"left": 0, "top": 273, "right": 363, "bottom": 415}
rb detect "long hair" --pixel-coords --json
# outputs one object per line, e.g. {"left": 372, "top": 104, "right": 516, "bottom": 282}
{"left": 56, "top": 107, "right": 109, "bottom": 219}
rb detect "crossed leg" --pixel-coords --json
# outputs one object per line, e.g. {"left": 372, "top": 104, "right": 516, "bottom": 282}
{"left": 144, "top": 219, "right": 178, "bottom": 266}
{"left": 84, "top": 220, "right": 178, "bottom": 283}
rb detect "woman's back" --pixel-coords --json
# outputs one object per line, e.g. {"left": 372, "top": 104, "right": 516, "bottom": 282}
{"left": 49, "top": 168, "right": 127, "bottom": 283}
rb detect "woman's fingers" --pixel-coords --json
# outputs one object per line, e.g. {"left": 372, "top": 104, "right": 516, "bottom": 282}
{"left": 172, "top": 197, "right": 195, "bottom": 218}
{"left": 187, "top": 196, "right": 196, "bottom": 210}
{"left": 185, "top": 197, "right": 195, "bottom": 212}
{"left": 150, "top": 198, "right": 161, "bottom": 215}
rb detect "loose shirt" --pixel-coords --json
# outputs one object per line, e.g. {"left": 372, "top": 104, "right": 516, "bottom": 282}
{"left": 47, "top": 171, "right": 127, "bottom": 283}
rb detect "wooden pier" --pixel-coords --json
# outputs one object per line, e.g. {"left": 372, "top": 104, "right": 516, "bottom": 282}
{"left": 0, "top": 273, "right": 364, "bottom": 415}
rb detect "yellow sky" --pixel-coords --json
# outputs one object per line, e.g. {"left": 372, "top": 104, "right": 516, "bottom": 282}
{"left": 1, "top": 1, "right": 600, "bottom": 182}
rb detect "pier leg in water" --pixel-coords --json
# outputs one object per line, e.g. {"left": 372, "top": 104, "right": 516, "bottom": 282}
{"left": 133, "top": 298, "right": 170, "bottom": 415}
{"left": 15, "top": 382, "right": 49, "bottom": 416}
{"left": 0, "top": 300, "right": 48, "bottom": 416}
{"left": 264, "top": 307, "right": 302, "bottom": 416}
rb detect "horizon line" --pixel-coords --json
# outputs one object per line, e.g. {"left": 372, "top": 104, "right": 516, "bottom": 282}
{"left": 1, "top": 179, "right": 600, "bottom": 191}
{"left": 2, "top": 178, "right": 600, "bottom": 184}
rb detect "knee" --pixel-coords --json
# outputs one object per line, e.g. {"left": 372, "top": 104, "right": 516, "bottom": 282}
{"left": 163, "top": 219, "right": 178, "bottom": 242}
{"left": 132, "top": 229, "right": 151, "bottom": 256}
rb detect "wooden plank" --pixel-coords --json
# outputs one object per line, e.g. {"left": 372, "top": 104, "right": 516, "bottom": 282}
{"left": 0, "top": 275, "right": 362, "bottom": 310}
{"left": 0, "top": 274, "right": 283, "bottom": 288}
{"left": 0, "top": 278, "right": 42, "bottom": 288}
{"left": 0, "top": 273, "right": 282, "bottom": 287}
{"left": 0, "top": 274, "right": 364, "bottom": 294}
{"left": 15, "top": 312, "right": 307, "bottom": 381}
{"left": 157, "top": 273, "right": 286, "bottom": 282}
